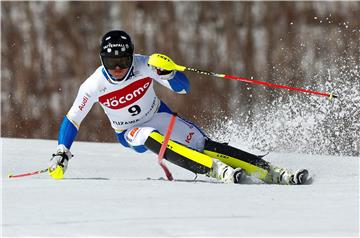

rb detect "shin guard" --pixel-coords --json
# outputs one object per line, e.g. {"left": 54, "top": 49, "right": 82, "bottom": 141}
{"left": 145, "top": 132, "right": 212, "bottom": 174}
{"left": 203, "top": 140, "right": 270, "bottom": 180}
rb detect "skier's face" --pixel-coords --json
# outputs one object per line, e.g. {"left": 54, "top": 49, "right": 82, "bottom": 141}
{"left": 108, "top": 66, "right": 129, "bottom": 80}
{"left": 102, "top": 55, "right": 132, "bottom": 80}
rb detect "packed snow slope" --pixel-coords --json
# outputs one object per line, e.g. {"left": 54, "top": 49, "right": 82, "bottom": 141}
{"left": 1, "top": 138, "right": 359, "bottom": 237}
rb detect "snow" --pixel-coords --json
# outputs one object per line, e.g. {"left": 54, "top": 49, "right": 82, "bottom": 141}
{"left": 1, "top": 138, "right": 359, "bottom": 237}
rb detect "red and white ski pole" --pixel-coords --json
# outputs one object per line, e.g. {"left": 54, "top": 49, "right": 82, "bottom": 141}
{"left": 8, "top": 168, "right": 49, "bottom": 179}
{"left": 157, "top": 113, "right": 177, "bottom": 181}
{"left": 148, "top": 53, "right": 338, "bottom": 99}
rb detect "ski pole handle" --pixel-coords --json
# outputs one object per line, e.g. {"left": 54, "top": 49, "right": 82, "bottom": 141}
{"left": 8, "top": 168, "right": 49, "bottom": 179}
{"left": 148, "top": 54, "right": 186, "bottom": 71}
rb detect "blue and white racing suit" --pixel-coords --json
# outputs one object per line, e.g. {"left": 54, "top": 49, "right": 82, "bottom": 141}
{"left": 58, "top": 54, "right": 207, "bottom": 153}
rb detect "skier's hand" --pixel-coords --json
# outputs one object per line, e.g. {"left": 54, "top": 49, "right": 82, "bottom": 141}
{"left": 149, "top": 65, "right": 176, "bottom": 80}
{"left": 49, "top": 144, "right": 72, "bottom": 180}
{"left": 155, "top": 67, "right": 174, "bottom": 76}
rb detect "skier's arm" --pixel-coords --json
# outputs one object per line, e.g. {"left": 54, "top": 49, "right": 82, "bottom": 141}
{"left": 57, "top": 116, "right": 79, "bottom": 149}
{"left": 58, "top": 83, "right": 96, "bottom": 149}
{"left": 49, "top": 81, "right": 97, "bottom": 179}
{"left": 143, "top": 55, "right": 190, "bottom": 94}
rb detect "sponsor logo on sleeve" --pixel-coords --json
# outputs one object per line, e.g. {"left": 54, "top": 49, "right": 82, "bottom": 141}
{"left": 78, "top": 95, "right": 90, "bottom": 111}
{"left": 99, "top": 78, "right": 152, "bottom": 110}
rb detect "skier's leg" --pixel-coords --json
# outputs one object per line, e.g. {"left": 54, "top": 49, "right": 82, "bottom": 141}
{"left": 203, "top": 139, "right": 270, "bottom": 179}
{"left": 144, "top": 131, "right": 244, "bottom": 183}
{"left": 117, "top": 111, "right": 242, "bottom": 183}
{"left": 203, "top": 139, "right": 309, "bottom": 185}
{"left": 116, "top": 118, "right": 213, "bottom": 174}
{"left": 143, "top": 112, "right": 246, "bottom": 183}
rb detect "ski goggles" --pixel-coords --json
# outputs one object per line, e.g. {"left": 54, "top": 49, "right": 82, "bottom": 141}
{"left": 102, "top": 56, "right": 132, "bottom": 69}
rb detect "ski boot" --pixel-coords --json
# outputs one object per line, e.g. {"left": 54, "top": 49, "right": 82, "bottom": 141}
{"left": 207, "top": 159, "right": 245, "bottom": 184}
{"left": 266, "top": 165, "right": 309, "bottom": 185}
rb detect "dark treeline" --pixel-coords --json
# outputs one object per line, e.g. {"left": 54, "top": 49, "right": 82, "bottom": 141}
{"left": 1, "top": 2, "right": 359, "bottom": 155}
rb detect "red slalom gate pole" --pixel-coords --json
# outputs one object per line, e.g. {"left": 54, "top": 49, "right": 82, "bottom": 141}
{"left": 157, "top": 113, "right": 177, "bottom": 181}
{"left": 8, "top": 168, "right": 49, "bottom": 179}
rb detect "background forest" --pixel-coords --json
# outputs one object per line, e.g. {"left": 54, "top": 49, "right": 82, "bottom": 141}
{"left": 1, "top": 1, "right": 359, "bottom": 156}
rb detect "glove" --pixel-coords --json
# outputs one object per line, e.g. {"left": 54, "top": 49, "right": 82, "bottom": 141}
{"left": 149, "top": 65, "right": 176, "bottom": 80}
{"left": 49, "top": 144, "right": 72, "bottom": 180}
{"left": 156, "top": 67, "right": 174, "bottom": 76}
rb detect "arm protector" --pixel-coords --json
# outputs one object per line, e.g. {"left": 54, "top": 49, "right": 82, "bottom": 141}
{"left": 58, "top": 116, "right": 78, "bottom": 149}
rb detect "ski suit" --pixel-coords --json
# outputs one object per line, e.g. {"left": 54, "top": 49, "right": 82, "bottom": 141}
{"left": 58, "top": 54, "right": 206, "bottom": 153}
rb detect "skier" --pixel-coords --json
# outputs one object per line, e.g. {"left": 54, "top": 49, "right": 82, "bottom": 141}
{"left": 49, "top": 30, "right": 309, "bottom": 184}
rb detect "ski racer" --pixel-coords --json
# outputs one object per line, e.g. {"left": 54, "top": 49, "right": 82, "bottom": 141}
{"left": 49, "top": 30, "right": 309, "bottom": 184}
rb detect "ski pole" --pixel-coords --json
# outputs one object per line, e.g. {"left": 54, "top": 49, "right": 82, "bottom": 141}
{"left": 158, "top": 113, "right": 177, "bottom": 181}
{"left": 8, "top": 168, "right": 49, "bottom": 179}
{"left": 148, "top": 53, "right": 338, "bottom": 99}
